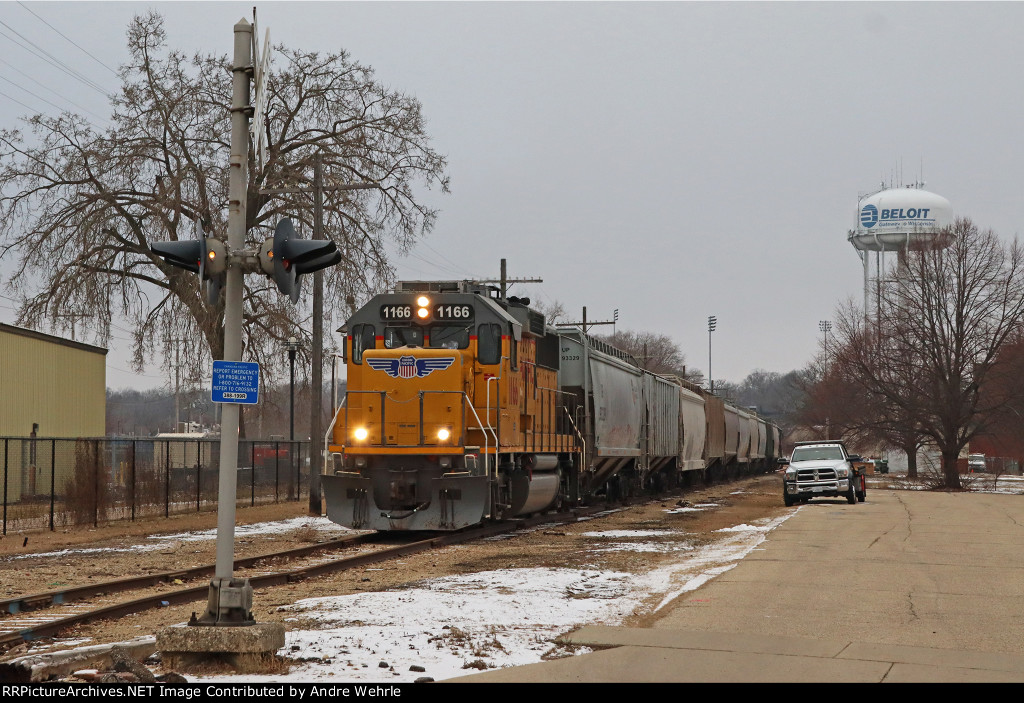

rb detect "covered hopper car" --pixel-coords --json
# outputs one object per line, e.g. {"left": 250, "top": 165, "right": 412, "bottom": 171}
{"left": 322, "top": 280, "right": 781, "bottom": 531}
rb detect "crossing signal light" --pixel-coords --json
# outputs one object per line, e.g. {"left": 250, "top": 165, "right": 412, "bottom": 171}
{"left": 151, "top": 221, "right": 228, "bottom": 305}
{"left": 259, "top": 218, "right": 341, "bottom": 303}
{"left": 151, "top": 240, "right": 201, "bottom": 273}
{"left": 196, "top": 222, "right": 226, "bottom": 305}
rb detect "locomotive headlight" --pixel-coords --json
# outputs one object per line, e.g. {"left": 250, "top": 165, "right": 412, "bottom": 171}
{"left": 354, "top": 427, "right": 369, "bottom": 441}
{"left": 437, "top": 428, "right": 451, "bottom": 441}
{"left": 416, "top": 296, "right": 430, "bottom": 307}
{"left": 417, "top": 307, "right": 430, "bottom": 319}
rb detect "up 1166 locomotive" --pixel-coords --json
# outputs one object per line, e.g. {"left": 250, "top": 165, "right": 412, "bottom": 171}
{"left": 322, "top": 279, "right": 781, "bottom": 531}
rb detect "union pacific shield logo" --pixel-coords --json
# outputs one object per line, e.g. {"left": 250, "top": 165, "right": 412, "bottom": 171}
{"left": 367, "top": 356, "right": 456, "bottom": 379}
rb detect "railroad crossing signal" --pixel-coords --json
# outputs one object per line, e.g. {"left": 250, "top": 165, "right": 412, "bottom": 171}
{"left": 258, "top": 217, "right": 341, "bottom": 304}
{"left": 150, "top": 221, "right": 227, "bottom": 305}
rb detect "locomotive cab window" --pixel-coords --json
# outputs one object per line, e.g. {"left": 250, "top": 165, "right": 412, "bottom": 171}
{"left": 384, "top": 326, "right": 423, "bottom": 349}
{"left": 352, "top": 324, "right": 375, "bottom": 363}
{"left": 477, "top": 324, "right": 501, "bottom": 365}
{"left": 428, "top": 325, "right": 470, "bottom": 350}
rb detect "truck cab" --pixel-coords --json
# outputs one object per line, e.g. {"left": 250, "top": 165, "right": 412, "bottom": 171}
{"left": 780, "top": 440, "right": 866, "bottom": 506}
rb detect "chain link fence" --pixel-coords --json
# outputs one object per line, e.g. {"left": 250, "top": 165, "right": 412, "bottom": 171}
{"left": 0, "top": 437, "right": 310, "bottom": 533}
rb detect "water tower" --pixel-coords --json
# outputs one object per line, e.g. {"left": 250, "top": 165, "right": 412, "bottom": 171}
{"left": 848, "top": 184, "right": 954, "bottom": 320}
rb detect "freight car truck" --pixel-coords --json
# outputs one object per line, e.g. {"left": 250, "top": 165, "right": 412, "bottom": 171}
{"left": 780, "top": 440, "right": 866, "bottom": 506}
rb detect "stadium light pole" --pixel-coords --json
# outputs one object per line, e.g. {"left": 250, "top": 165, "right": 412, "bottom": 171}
{"left": 708, "top": 315, "right": 717, "bottom": 394}
{"left": 819, "top": 320, "right": 832, "bottom": 369}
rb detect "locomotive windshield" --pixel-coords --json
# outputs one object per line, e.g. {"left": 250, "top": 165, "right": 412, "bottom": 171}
{"left": 385, "top": 326, "right": 424, "bottom": 348}
{"left": 351, "top": 324, "right": 375, "bottom": 363}
{"left": 428, "top": 325, "right": 470, "bottom": 349}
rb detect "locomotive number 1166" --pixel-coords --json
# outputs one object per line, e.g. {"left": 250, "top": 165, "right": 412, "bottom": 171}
{"left": 433, "top": 304, "right": 473, "bottom": 321}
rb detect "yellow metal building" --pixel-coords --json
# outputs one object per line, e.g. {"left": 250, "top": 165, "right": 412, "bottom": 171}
{"left": 0, "top": 323, "right": 107, "bottom": 437}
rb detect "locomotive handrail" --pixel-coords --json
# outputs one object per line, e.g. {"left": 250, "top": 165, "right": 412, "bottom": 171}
{"left": 485, "top": 375, "right": 499, "bottom": 479}
{"left": 323, "top": 394, "right": 348, "bottom": 475}
{"left": 462, "top": 398, "right": 494, "bottom": 472}
{"left": 562, "top": 405, "right": 586, "bottom": 473}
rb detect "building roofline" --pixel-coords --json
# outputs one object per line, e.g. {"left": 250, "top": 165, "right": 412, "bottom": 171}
{"left": 0, "top": 323, "right": 108, "bottom": 356}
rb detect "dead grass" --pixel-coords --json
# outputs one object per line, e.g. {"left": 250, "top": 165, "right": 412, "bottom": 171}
{"left": 291, "top": 524, "right": 321, "bottom": 543}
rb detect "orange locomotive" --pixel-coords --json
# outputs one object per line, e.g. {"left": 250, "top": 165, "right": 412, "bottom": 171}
{"left": 322, "top": 281, "right": 581, "bottom": 530}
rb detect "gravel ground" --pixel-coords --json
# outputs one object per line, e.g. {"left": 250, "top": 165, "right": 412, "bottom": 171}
{"left": 0, "top": 473, "right": 790, "bottom": 669}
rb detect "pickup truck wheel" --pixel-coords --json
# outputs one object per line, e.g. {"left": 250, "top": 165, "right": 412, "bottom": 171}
{"left": 784, "top": 491, "right": 795, "bottom": 507}
{"left": 846, "top": 482, "right": 856, "bottom": 504}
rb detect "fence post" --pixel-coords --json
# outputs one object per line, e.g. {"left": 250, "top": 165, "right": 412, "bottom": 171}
{"left": 274, "top": 440, "right": 280, "bottom": 503}
{"left": 94, "top": 439, "right": 100, "bottom": 527}
{"left": 49, "top": 440, "right": 55, "bottom": 531}
{"left": 2, "top": 439, "right": 7, "bottom": 536}
{"left": 131, "top": 440, "right": 137, "bottom": 522}
{"left": 164, "top": 440, "right": 170, "bottom": 518}
{"left": 196, "top": 439, "right": 201, "bottom": 513}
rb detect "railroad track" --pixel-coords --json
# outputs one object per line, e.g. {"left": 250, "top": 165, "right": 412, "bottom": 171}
{"left": 0, "top": 506, "right": 612, "bottom": 653}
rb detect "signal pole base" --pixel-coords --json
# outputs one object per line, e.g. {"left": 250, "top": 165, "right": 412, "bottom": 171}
{"left": 190, "top": 577, "right": 256, "bottom": 627}
{"left": 156, "top": 577, "right": 284, "bottom": 672}
{"left": 157, "top": 620, "right": 285, "bottom": 673}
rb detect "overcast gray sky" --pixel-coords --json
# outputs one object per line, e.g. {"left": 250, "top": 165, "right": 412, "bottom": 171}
{"left": 2, "top": 1, "right": 1023, "bottom": 391}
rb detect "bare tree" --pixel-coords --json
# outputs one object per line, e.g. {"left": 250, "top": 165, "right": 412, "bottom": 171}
{"left": 528, "top": 296, "right": 568, "bottom": 327}
{"left": 798, "top": 349, "right": 927, "bottom": 477}
{"left": 830, "top": 219, "right": 1024, "bottom": 489}
{"left": 597, "top": 329, "right": 692, "bottom": 378}
{"left": 0, "top": 13, "right": 449, "bottom": 388}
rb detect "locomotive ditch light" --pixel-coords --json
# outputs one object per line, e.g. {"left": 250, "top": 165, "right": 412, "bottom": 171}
{"left": 354, "top": 427, "right": 369, "bottom": 441}
{"left": 437, "top": 428, "right": 451, "bottom": 441}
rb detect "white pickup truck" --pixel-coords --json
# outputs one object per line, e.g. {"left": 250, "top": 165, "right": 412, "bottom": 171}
{"left": 780, "top": 440, "right": 866, "bottom": 506}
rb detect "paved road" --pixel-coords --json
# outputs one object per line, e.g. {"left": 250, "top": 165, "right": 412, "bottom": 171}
{"left": 455, "top": 487, "right": 1024, "bottom": 682}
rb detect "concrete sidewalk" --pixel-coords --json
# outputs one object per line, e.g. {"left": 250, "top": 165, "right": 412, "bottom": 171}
{"left": 453, "top": 488, "right": 1024, "bottom": 682}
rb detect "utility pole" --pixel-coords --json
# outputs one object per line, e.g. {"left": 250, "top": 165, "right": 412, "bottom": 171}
{"left": 260, "top": 155, "right": 376, "bottom": 516}
{"left": 53, "top": 312, "right": 90, "bottom": 341}
{"left": 559, "top": 306, "right": 616, "bottom": 465}
{"left": 474, "top": 258, "right": 542, "bottom": 299}
{"left": 311, "top": 155, "right": 325, "bottom": 516}
{"left": 708, "top": 315, "right": 717, "bottom": 394}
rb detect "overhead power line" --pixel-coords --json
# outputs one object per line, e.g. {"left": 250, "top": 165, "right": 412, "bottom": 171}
{"left": 17, "top": 1, "right": 120, "bottom": 77}
{"left": 0, "top": 19, "right": 111, "bottom": 96}
{"left": 0, "top": 57, "right": 110, "bottom": 123}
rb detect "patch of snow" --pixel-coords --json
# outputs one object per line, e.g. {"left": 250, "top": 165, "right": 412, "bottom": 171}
{"left": 196, "top": 511, "right": 796, "bottom": 684}
{"left": 2, "top": 517, "right": 358, "bottom": 561}
{"left": 580, "top": 530, "right": 674, "bottom": 538}
{"left": 157, "top": 517, "right": 356, "bottom": 541}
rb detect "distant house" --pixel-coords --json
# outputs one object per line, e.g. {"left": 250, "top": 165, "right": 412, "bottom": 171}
{"left": 0, "top": 323, "right": 107, "bottom": 438}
